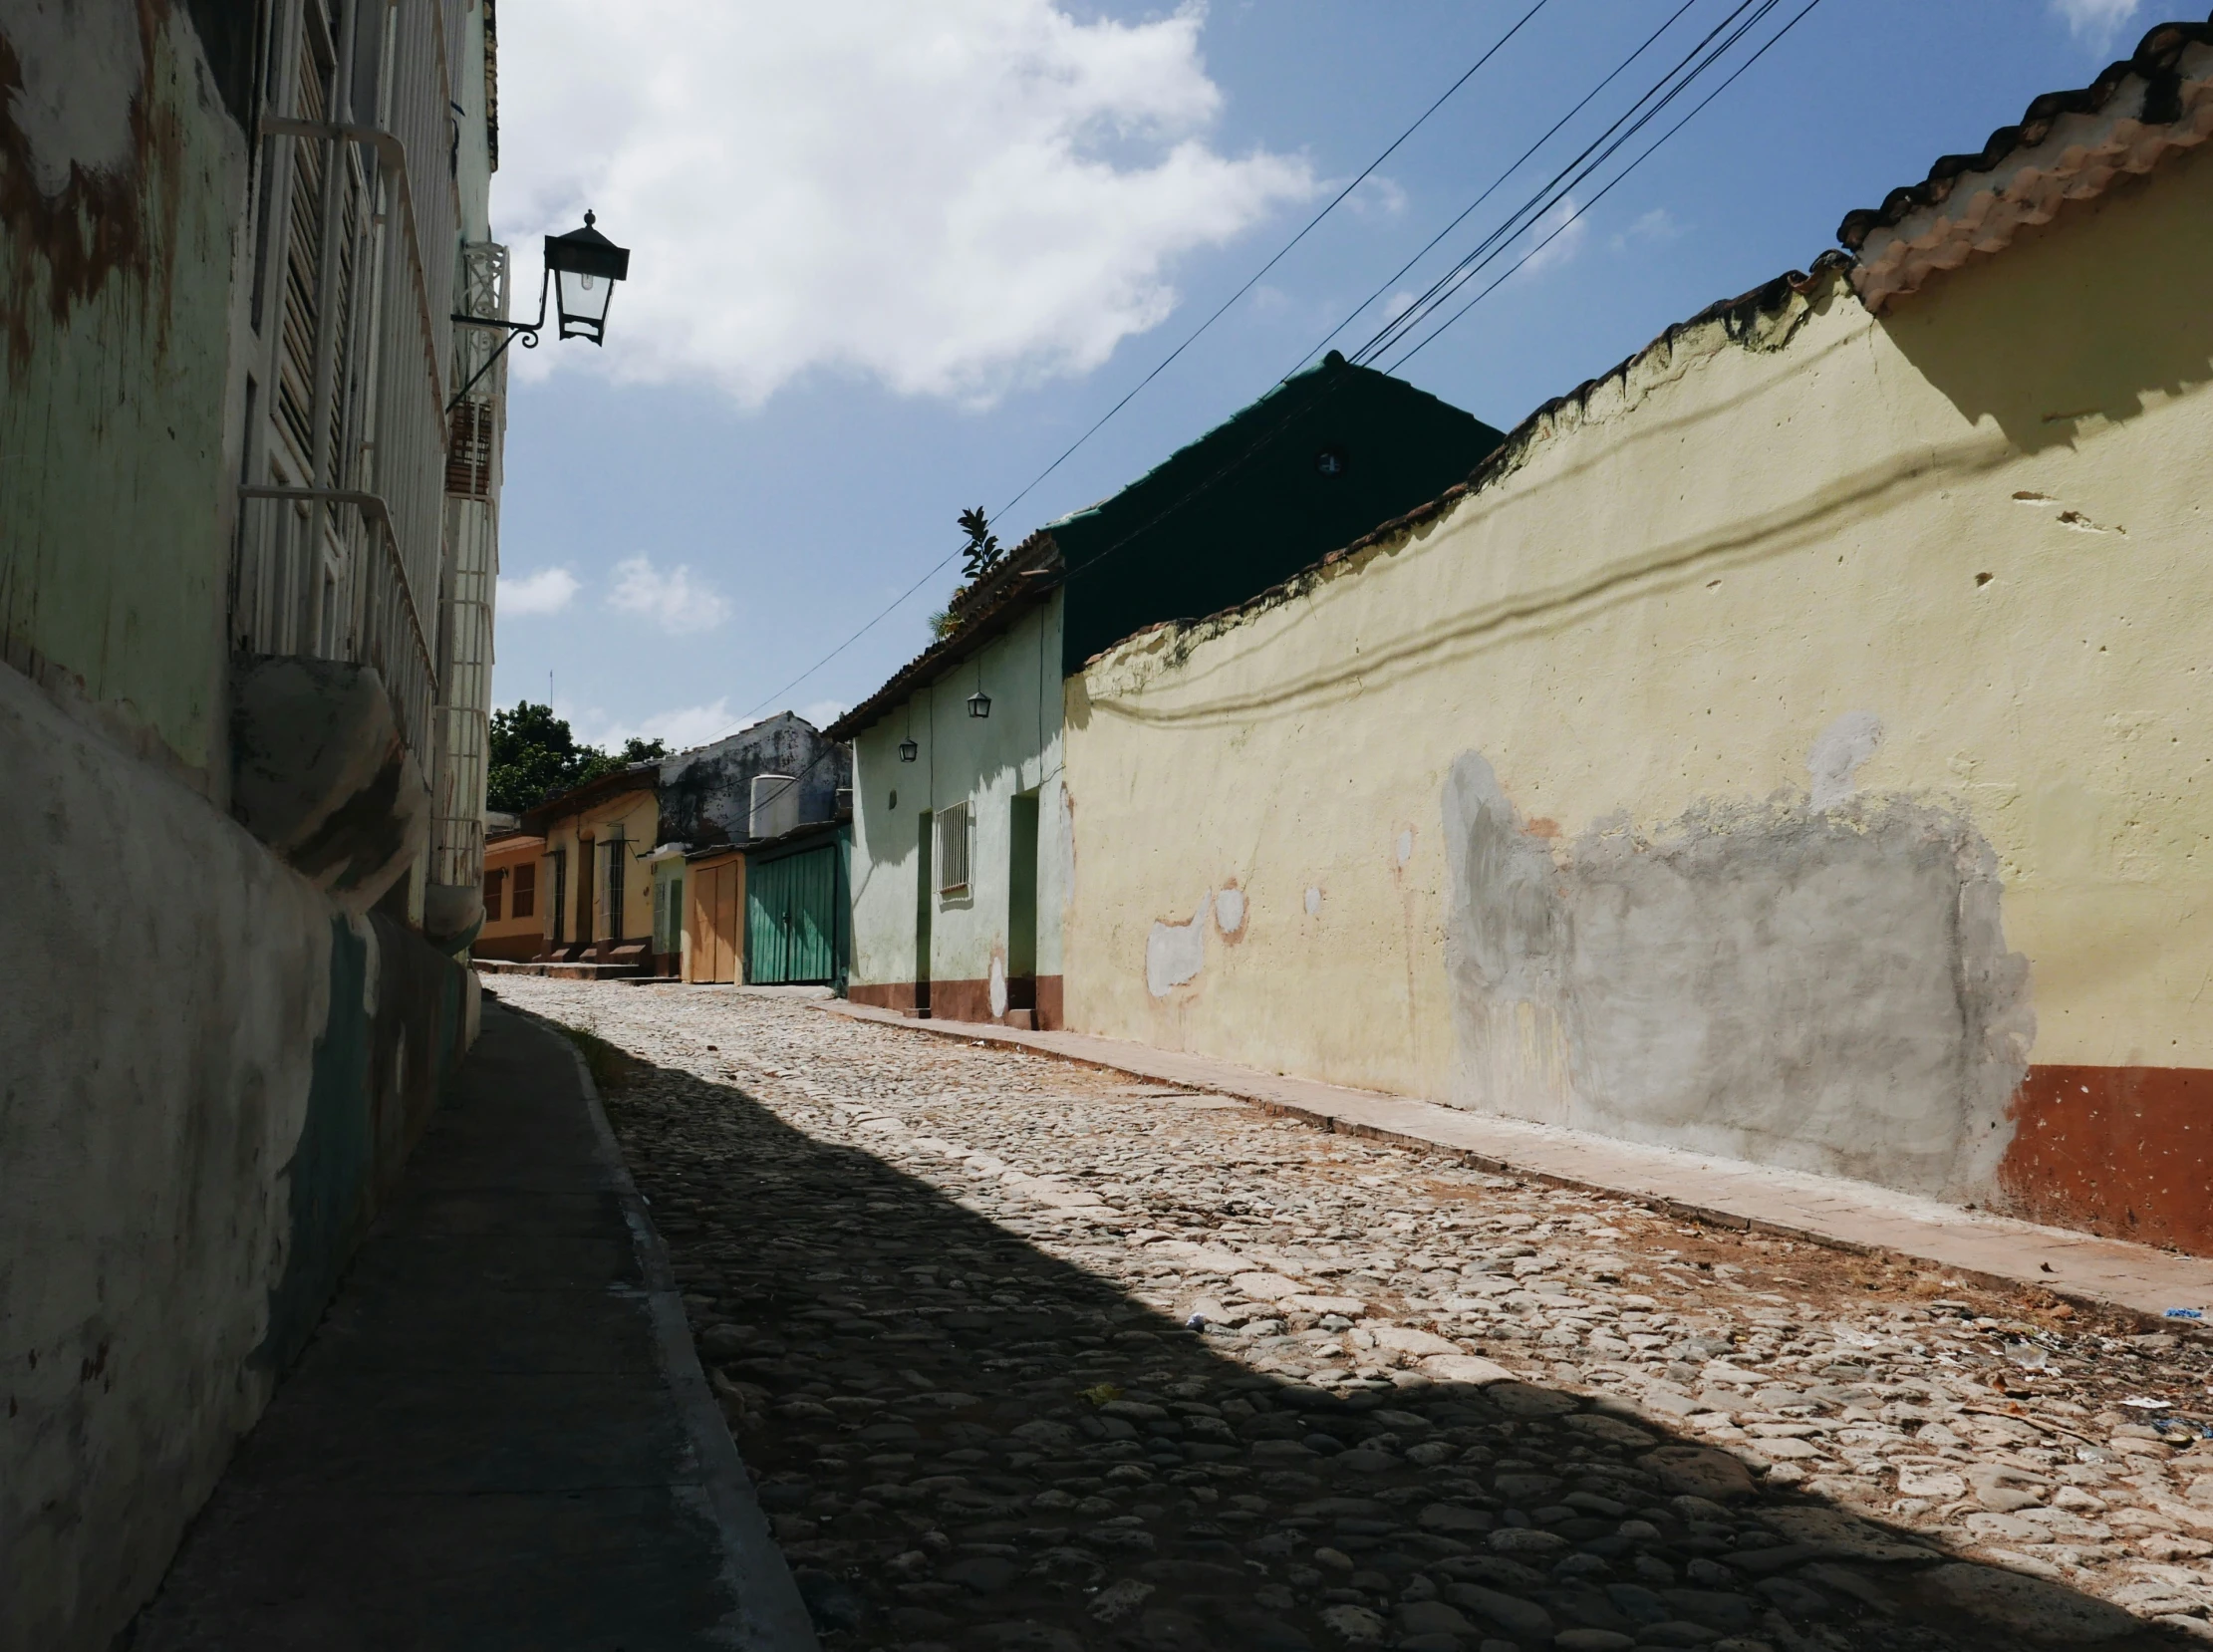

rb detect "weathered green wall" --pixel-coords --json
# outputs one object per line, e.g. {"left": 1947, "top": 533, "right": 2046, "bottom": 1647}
{"left": 0, "top": 0, "right": 245, "bottom": 780}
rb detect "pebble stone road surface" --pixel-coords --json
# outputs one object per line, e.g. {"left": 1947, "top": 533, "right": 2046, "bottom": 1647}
{"left": 492, "top": 979, "right": 2213, "bottom": 1652}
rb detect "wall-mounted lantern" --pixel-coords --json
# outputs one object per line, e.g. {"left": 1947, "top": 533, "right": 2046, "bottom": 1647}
{"left": 448, "top": 209, "right": 634, "bottom": 409}
{"left": 546, "top": 212, "right": 632, "bottom": 344}
{"left": 898, "top": 737, "right": 919, "bottom": 762}
{"left": 967, "top": 688, "right": 991, "bottom": 719}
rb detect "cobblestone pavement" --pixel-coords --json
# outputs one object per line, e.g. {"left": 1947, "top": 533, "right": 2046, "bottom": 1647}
{"left": 495, "top": 979, "right": 2213, "bottom": 1652}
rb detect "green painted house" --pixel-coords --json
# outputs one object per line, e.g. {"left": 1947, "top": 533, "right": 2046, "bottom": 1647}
{"left": 830, "top": 352, "right": 1505, "bottom": 1029}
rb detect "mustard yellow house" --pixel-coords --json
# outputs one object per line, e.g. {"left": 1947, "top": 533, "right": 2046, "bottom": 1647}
{"left": 524, "top": 764, "right": 662, "bottom": 971}
{"left": 1062, "top": 21, "right": 2213, "bottom": 1253}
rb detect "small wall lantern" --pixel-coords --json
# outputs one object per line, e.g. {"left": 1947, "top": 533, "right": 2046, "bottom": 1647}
{"left": 898, "top": 737, "right": 919, "bottom": 762}
{"left": 447, "top": 209, "right": 633, "bottom": 410}
{"left": 545, "top": 211, "right": 633, "bottom": 345}
{"left": 967, "top": 688, "right": 991, "bottom": 719}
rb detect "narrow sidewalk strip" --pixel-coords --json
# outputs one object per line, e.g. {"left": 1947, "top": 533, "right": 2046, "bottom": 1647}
{"left": 131, "top": 998, "right": 818, "bottom": 1651}
{"left": 823, "top": 1001, "right": 2213, "bottom": 1329}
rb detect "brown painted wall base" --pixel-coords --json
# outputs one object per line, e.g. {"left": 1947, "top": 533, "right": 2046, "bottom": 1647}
{"left": 1999, "top": 1064, "right": 2213, "bottom": 1254}
{"left": 848, "top": 976, "right": 1063, "bottom": 1030}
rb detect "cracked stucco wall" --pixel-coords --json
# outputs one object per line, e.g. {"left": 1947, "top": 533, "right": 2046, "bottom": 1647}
{"left": 1062, "top": 136, "right": 2213, "bottom": 1221}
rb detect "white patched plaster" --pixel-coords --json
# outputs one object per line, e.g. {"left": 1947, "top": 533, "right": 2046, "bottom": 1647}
{"left": 1808, "top": 710, "right": 1884, "bottom": 811}
{"left": 1396, "top": 829, "right": 1414, "bottom": 866}
{"left": 1304, "top": 886, "right": 1323, "bottom": 916}
{"left": 1146, "top": 895, "right": 1211, "bottom": 996}
{"left": 1215, "top": 886, "right": 1245, "bottom": 936}
{"left": 988, "top": 955, "right": 1008, "bottom": 1018}
{"left": 5, "top": 0, "right": 144, "bottom": 197}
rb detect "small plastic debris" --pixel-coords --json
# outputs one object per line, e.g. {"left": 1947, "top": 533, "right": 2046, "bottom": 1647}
{"left": 2165, "top": 1307, "right": 2205, "bottom": 1319}
{"left": 1185, "top": 1312, "right": 1208, "bottom": 1331}
{"left": 2004, "top": 1340, "right": 2050, "bottom": 1369}
{"left": 2122, "top": 1397, "right": 2174, "bottom": 1409}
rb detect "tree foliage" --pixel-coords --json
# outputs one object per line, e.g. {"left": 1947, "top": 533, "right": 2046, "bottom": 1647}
{"left": 486, "top": 701, "right": 667, "bottom": 814}
{"left": 957, "top": 505, "right": 1000, "bottom": 582}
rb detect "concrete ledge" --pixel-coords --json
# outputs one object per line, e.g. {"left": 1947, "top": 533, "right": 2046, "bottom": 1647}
{"left": 474, "top": 959, "right": 645, "bottom": 980}
{"left": 820, "top": 1000, "right": 2213, "bottom": 1329}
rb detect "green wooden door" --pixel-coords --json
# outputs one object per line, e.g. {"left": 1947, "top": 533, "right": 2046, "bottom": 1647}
{"left": 746, "top": 846, "right": 839, "bottom": 983}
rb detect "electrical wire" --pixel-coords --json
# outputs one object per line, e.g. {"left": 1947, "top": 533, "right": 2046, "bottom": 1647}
{"left": 1384, "top": 0, "right": 1827, "bottom": 371}
{"left": 1354, "top": 0, "right": 1787, "bottom": 368}
{"left": 1290, "top": 0, "right": 1707, "bottom": 375}
{"left": 693, "top": 2, "right": 1555, "bottom": 742}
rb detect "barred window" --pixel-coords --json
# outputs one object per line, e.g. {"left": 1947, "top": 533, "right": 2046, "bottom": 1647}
{"left": 936, "top": 801, "right": 970, "bottom": 895}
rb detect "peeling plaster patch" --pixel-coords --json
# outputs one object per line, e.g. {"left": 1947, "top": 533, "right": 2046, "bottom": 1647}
{"left": 1808, "top": 710, "right": 1883, "bottom": 811}
{"left": 6, "top": 0, "right": 142, "bottom": 196}
{"left": 1304, "top": 886, "right": 1323, "bottom": 917}
{"left": 1146, "top": 895, "right": 1211, "bottom": 996}
{"left": 1443, "top": 748, "right": 2032, "bottom": 1201}
{"left": 1215, "top": 885, "right": 1245, "bottom": 936}
{"left": 988, "top": 955, "right": 1008, "bottom": 1019}
{"left": 1396, "top": 829, "right": 1414, "bottom": 866}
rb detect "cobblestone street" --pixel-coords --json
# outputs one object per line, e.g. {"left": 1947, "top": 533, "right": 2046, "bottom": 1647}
{"left": 495, "top": 979, "right": 2213, "bottom": 1652}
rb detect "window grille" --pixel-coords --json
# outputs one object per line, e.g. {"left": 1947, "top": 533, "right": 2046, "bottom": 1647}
{"left": 936, "top": 801, "right": 970, "bottom": 895}
{"left": 511, "top": 861, "right": 535, "bottom": 919}
{"left": 482, "top": 868, "right": 504, "bottom": 922}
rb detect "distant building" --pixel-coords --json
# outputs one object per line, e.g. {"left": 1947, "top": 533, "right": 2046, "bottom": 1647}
{"left": 477, "top": 824, "right": 548, "bottom": 962}
{"left": 496, "top": 712, "right": 853, "bottom": 979}
{"left": 829, "top": 353, "right": 1505, "bottom": 1027}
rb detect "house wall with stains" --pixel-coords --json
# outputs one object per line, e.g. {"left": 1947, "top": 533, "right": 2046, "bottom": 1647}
{"left": 1063, "top": 136, "right": 2213, "bottom": 1250}
{"left": 0, "top": 0, "right": 251, "bottom": 789}
{"left": 2, "top": 4, "right": 490, "bottom": 1643}
{"left": 850, "top": 595, "right": 1072, "bottom": 1025}
{"left": 0, "top": 663, "right": 473, "bottom": 1651}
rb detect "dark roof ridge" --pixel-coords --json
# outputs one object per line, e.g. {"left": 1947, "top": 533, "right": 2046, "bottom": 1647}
{"left": 1837, "top": 12, "right": 2213, "bottom": 248}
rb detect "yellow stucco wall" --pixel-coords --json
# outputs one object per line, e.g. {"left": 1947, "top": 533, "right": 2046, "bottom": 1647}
{"left": 1064, "top": 142, "right": 2213, "bottom": 1212}
{"left": 540, "top": 788, "right": 659, "bottom": 943}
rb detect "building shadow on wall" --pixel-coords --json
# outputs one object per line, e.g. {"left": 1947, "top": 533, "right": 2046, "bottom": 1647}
{"left": 599, "top": 1050, "right": 2176, "bottom": 1652}
{"left": 1871, "top": 152, "right": 2213, "bottom": 458}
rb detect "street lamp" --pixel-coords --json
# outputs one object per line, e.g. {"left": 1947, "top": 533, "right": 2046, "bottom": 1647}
{"left": 448, "top": 209, "right": 634, "bottom": 409}
{"left": 546, "top": 212, "right": 632, "bottom": 344}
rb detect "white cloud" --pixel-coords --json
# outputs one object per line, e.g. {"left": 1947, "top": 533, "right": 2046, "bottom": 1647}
{"left": 574, "top": 696, "right": 737, "bottom": 752}
{"left": 1521, "top": 195, "right": 1589, "bottom": 276}
{"left": 1345, "top": 174, "right": 1407, "bottom": 218}
{"left": 1611, "top": 207, "right": 1684, "bottom": 251}
{"left": 798, "top": 698, "right": 850, "bottom": 730}
{"left": 2051, "top": 0, "right": 2140, "bottom": 42}
{"left": 497, "top": 1, "right": 1314, "bottom": 409}
{"left": 499, "top": 566, "right": 580, "bottom": 615}
{"left": 606, "top": 555, "right": 731, "bottom": 634}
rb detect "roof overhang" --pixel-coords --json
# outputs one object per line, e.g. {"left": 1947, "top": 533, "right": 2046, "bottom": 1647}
{"left": 1840, "top": 20, "right": 2213, "bottom": 312}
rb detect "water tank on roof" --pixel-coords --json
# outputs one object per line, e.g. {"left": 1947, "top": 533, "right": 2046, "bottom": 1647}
{"left": 749, "top": 773, "right": 799, "bottom": 840}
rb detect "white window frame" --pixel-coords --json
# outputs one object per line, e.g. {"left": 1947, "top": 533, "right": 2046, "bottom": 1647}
{"left": 936, "top": 801, "right": 971, "bottom": 895}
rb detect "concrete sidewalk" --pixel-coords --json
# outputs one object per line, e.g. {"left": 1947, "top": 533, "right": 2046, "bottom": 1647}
{"left": 825, "top": 1001, "right": 2213, "bottom": 1329}
{"left": 129, "top": 998, "right": 816, "bottom": 1651}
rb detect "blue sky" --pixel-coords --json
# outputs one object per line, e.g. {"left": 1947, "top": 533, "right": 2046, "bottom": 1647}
{"left": 489, "top": 0, "right": 2159, "bottom": 750}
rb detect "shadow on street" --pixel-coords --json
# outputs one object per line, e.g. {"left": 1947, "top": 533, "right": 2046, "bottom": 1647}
{"left": 597, "top": 1042, "right": 2178, "bottom": 1652}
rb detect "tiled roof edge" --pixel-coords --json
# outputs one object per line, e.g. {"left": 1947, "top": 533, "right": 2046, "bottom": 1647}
{"left": 822, "top": 532, "right": 1064, "bottom": 741}
{"left": 1837, "top": 15, "right": 2213, "bottom": 270}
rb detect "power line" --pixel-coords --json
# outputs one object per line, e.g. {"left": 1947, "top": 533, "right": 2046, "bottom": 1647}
{"left": 1384, "top": 0, "right": 1827, "bottom": 372}
{"left": 1291, "top": 0, "right": 1707, "bottom": 376}
{"left": 1354, "top": 0, "right": 1785, "bottom": 368}
{"left": 694, "top": 2, "right": 1555, "bottom": 742}
{"left": 992, "top": 0, "right": 1554, "bottom": 528}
